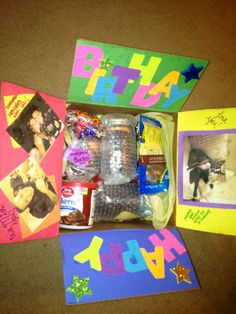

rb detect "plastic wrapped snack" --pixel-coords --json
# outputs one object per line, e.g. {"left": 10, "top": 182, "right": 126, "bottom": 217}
{"left": 65, "top": 109, "right": 102, "bottom": 140}
{"left": 137, "top": 115, "right": 169, "bottom": 194}
{"left": 137, "top": 112, "right": 175, "bottom": 229}
{"left": 63, "top": 109, "right": 102, "bottom": 183}
{"left": 94, "top": 181, "right": 152, "bottom": 222}
{"left": 64, "top": 138, "right": 101, "bottom": 183}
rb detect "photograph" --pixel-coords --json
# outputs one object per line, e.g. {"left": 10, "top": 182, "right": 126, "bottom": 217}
{"left": 7, "top": 93, "right": 63, "bottom": 161}
{"left": 181, "top": 132, "right": 236, "bottom": 205}
{"left": 0, "top": 159, "right": 58, "bottom": 232}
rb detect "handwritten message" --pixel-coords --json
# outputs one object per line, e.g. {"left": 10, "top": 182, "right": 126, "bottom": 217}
{"left": 184, "top": 208, "right": 211, "bottom": 224}
{"left": 0, "top": 205, "right": 18, "bottom": 240}
{"left": 205, "top": 111, "right": 228, "bottom": 129}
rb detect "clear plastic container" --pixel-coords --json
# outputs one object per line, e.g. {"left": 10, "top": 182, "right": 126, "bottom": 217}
{"left": 100, "top": 114, "right": 137, "bottom": 185}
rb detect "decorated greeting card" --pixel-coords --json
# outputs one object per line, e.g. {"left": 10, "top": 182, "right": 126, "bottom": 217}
{"left": 68, "top": 39, "right": 208, "bottom": 113}
{"left": 0, "top": 81, "right": 66, "bottom": 244}
{"left": 176, "top": 108, "right": 236, "bottom": 235}
{"left": 60, "top": 228, "right": 199, "bottom": 305}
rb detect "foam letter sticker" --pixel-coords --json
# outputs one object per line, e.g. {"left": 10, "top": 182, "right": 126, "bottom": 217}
{"left": 74, "top": 236, "right": 103, "bottom": 271}
{"left": 111, "top": 66, "right": 140, "bottom": 94}
{"left": 161, "top": 85, "right": 190, "bottom": 109}
{"left": 72, "top": 44, "right": 104, "bottom": 78}
{"left": 123, "top": 240, "right": 147, "bottom": 273}
{"left": 149, "top": 230, "right": 186, "bottom": 263}
{"left": 130, "top": 83, "right": 162, "bottom": 107}
{"left": 149, "top": 71, "right": 180, "bottom": 98}
{"left": 128, "top": 53, "right": 162, "bottom": 86}
{"left": 92, "top": 77, "right": 117, "bottom": 104}
{"left": 140, "top": 246, "right": 165, "bottom": 279}
{"left": 101, "top": 243, "right": 125, "bottom": 274}
{"left": 85, "top": 68, "right": 107, "bottom": 95}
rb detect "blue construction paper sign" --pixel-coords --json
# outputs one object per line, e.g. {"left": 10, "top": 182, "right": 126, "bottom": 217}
{"left": 60, "top": 228, "right": 199, "bottom": 304}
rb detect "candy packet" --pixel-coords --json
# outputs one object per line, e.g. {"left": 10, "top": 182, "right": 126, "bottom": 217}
{"left": 63, "top": 109, "right": 102, "bottom": 183}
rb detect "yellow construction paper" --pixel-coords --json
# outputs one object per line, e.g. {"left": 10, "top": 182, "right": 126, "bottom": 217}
{"left": 176, "top": 108, "right": 236, "bottom": 235}
{"left": 4, "top": 93, "right": 35, "bottom": 148}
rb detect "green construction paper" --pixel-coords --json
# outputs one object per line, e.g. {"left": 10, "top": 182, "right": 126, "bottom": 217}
{"left": 68, "top": 39, "right": 209, "bottom": 113}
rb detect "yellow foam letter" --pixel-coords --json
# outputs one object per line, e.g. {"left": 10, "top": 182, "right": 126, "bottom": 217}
{"left": 149, "top": 71, "right": 180, "bottom": 98}
{"left": 85, "top": 68, "right": 107, "bottom": 95}
{"left": 74, "top": 236, "right": 104, "bottom": 271}
{"left": 140, "top": 246, "right": 165, "bottom": 279}
{"left": 128, "top": 53, "right": 161, "bottom": 86}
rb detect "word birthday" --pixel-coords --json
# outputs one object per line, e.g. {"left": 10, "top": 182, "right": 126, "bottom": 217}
{"left": 70, "top": 41, "right": 207, "bottom": 111}
{"left": 73, "top": 229, "right": 186, "bottom": 279}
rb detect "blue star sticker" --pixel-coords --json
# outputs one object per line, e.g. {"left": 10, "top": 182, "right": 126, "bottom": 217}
{"left": 181, "top": 63, "right": 204, "bottom": 83}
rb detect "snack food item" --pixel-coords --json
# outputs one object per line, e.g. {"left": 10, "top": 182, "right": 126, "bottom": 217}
{"left": 63, "top": 138, "right": 101, "bottom": 183}
{"left": 65, "top": 109, "right": 102, "bottom": 140}
{"left": 63, "top": 109, "right": 102, "bottom": 183}
{"left": 137, "top": 115, "right": 169, "bottom": 194}
{"left": 60, "top": 181, "right": 98, "bottom": 229}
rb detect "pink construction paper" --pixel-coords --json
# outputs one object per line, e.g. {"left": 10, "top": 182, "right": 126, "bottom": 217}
{"left": 0, "top": 81, "right": 66, "bottom": 244}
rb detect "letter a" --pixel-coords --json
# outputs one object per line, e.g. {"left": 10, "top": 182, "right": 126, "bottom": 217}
{"left": 140, "top": 246, "right": 165, "bottom": 279}
{"left": 149, "top": 71, "right": 180, "bottom": 98}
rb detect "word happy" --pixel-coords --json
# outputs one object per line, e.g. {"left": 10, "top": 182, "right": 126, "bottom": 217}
{"left": 74, "top": 229, "right": 186, "bottom": 279}
{"left": 72, "top": 44, "right": 191, "bottom": 109}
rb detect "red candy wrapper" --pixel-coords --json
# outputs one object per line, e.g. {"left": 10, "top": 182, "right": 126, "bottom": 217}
{"left": 66, "top": 109, "right": 102, "bottom": 140}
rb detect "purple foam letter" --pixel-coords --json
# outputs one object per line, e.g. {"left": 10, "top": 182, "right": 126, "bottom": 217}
{"left": 111, "top": 66, "right": 140, "bottom": 94}
{"left": 101, "top": 243, "right": 125, "bottom": 274}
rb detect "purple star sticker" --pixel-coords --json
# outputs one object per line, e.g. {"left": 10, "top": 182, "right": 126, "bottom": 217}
{"left": 181, "top": 63, "right": 204, "bottom": 83}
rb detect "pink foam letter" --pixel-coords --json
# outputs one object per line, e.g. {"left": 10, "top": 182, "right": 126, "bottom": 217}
{"left": 72, "top": 44, "right": 104, "bottom": 78}
{"left": 130, "top": 83, "right": 162, "bottom": 107}
{"left": 149, "top": 230, "right": 186, "bottom": 263}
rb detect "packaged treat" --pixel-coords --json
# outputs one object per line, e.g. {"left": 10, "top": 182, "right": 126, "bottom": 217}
{"left": 63, "top": 138, "right": 101, "bottom": 183}
{"left": 63, "top": 109, "right": 102, "bottom": 183}
{"left": 137, "top": 115, "right": 169, "bottom": 194}
{"left": 60, "top": 181, "right": 98, "bottom": 229}
{"left": 65, "top": 109, "right": 102, "bottom": 140}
